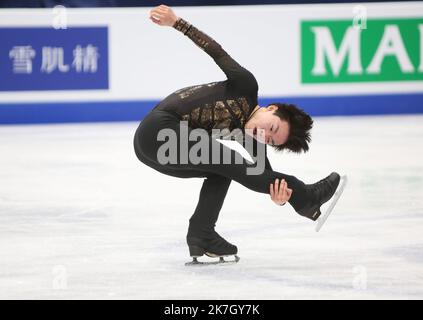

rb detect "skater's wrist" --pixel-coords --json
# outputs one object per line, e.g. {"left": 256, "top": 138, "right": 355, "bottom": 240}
{"left": 173, "top": 17, "right": 191, "bottom": 34}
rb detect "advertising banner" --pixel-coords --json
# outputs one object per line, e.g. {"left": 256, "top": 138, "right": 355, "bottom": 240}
{"left": 0, "top": 27, "right": 108, "bottom": 91}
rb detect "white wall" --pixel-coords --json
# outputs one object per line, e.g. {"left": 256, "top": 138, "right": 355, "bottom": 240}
{"left": 0, "top": 2, "right": 422, "bottom": 105}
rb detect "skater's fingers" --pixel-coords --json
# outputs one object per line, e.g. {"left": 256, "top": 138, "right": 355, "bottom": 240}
{"left": 149, "top": 14, "right": 161, "bottom": 22}
{"left": 155, "top": 8, "right": 167, "bottom": 15}
{"left": 150, "top": 9, "right": 163, "bottom": 16}
{"left": 153, "top": 6, "right": 173, "bottom": 17}
{"left": 278, "top": 179, "right": 285, "bottom": 197}
{"left": 284, "top": 181, "right": 289, "bottom": 195}
{"left": 286, "top": 188, "right": 293, "bottom": 199}
{"left": 277, "top": 180, "right": 284, "bottom": 203}
{"left": 150, "top": 13, "right": 163, "bottom": 20}
{"left": 269, "top": 183, "right": 274, "bottom": 198}
{"left": 159, "top": 7, "right": 171, "bottom": 13}
{"left": 150, "top": 17, "right": 162, "bottom": 25}
{"left": 151, "top": 7, "right": 164, "bottom": 12}
{"left": 274, "top": 179, "right": 280, "bottom": 194}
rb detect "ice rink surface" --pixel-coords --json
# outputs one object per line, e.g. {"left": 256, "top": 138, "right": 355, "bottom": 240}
{"left": 0, "top": 114, "right": 422, "bottom": 299}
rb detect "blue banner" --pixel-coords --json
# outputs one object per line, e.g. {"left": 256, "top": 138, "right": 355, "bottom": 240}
{"left": 0, "top": 27, "right": 109, "bottom": 91}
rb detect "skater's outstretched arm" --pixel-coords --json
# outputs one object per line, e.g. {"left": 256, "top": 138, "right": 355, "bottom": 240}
{"left": 149, "top": 4, "right": 258, "bottom": 93}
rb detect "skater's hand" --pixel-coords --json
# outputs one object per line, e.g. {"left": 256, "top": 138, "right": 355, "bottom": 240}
{"left": 270, "top": 179, "right": 292, "bottom": 206}
{"left": 149, "top": 4, "right": 179, "bottom": 27}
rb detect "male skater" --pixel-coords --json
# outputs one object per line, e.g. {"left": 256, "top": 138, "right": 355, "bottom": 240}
{"left": 133, "top": 5, "right": 341, "bottom": 262}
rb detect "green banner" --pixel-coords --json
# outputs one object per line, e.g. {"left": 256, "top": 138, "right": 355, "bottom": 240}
{"left": 301, "top": 18, "right": 423, "bottom": 83}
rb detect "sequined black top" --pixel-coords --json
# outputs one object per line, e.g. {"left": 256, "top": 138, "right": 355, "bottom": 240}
{"left": 152, "top": 17, "right": 272, "bottom": 170}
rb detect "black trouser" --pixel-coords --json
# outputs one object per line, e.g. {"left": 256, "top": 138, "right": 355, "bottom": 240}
{"left": 133, "top": 110, "right": 309, "bottom": 237}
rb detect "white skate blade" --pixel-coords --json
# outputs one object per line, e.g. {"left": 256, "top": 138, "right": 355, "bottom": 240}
{"left": 315, "top": 175, "right": 348, "bottom": 232}
{"left": 185, "top": 255, "right": 240, "bottom": 266}
{"left": 215, "top": 139, "right": 255, "bottom": 164}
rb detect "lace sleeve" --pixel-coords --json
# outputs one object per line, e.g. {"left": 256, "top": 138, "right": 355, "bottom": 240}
{"left": 173, "top": 17, "right": 228, "bottom": 60}
{"left": 173, "top": 17, "right": 258, "bottom": 93}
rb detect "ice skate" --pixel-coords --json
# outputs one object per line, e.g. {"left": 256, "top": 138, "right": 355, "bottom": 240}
{"left": 297, "top": 172, "right": 342, "bottom": 221}
{"left": 315, "top": 175, "right": 347, "bottom": 232}
{"left": 185, "top": 231, "right": 240, "bottom": 266}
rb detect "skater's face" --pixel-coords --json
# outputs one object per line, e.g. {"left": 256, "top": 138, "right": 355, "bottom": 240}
{"left": 248, "top": 105, "right": 290, "bottom": 146}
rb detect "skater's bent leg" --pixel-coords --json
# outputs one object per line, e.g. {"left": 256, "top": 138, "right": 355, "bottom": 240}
{"left": 135, "top": 110, "right": 309, "bottom": 212}
{"left": 202, "top": 163, "right": 308, "bottom": 212}
{"left": 189, "top": 174, "right": 232, "bottom": 237}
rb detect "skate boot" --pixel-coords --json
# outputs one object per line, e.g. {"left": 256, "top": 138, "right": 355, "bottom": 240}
{"left": 185, "top": 231, "right": 240, "bottom": 265}
{"left": 297, "top": 172, "right": 341, "bottom": 221}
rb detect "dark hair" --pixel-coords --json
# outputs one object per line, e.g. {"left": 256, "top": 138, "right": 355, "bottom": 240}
{"left": 268, "top": 102, "right": 313, "bottom": 153}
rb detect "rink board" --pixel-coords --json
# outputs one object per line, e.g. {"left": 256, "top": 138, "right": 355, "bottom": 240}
{"left": 0, "top": 93, "right": 423, "bottom": 124}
